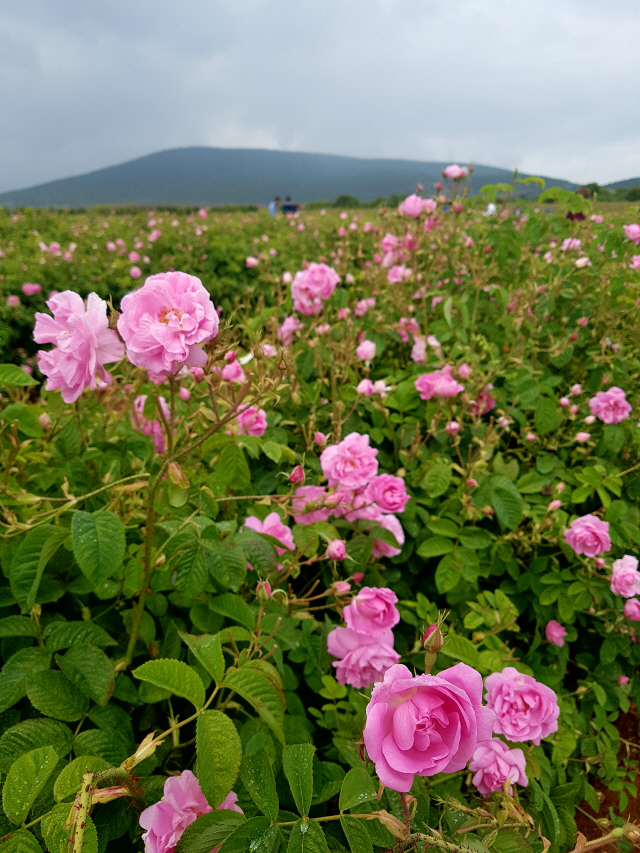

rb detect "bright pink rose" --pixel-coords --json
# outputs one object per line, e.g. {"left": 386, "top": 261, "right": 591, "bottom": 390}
{"left": 387, "top": 265, "right": 411, "bottom": 284}
{"left": 399, "top": 194, "right": 426, "bottom": 218}
{"left": 118, "top": 271, "right": 219, "bottom": 383}
{"left": 291, "top": 262, "right": 339, "bottom": 315}
{"left": 357, "top": 379, "right": 374, "bottom": 396}
{"left": 21, "top": 283, "right": 41, "bottom": 296}
{"left": 469, "top": 389, "right": 496, "bottom": 416}
{"left": 624, "top": 599, "right": 640, "bottom": 621}
{"left": 139, "top": 770, "right": 242, "bottom": 853}
{"left": 545, "top": 620, "right": 567, "bottom": 647}
{"left": 237, "top": 406, "right": 267, "bottom": 436}
{"left": 34, "top": 291, "right": 125, "bottom": 403}
{"left": 415, "top": 367, "right": 464, "bottom": 400}
{"left": 563, "top": 514, "right": 611, "bottom": 557}
{"left": 332, "top": 491, "right": 382, "bottom": 523}
{"left": 443, "top": 164, "right": 469, "bottom": 180}
{"left": 356, "top": 340, "right": 376, "bottom": 361}
{"left": 131, "top": 395, "right": 170, "bottom": 454}
{"left": 328, "top": 627, "right": 400, "bottom": 689}
{"left": 365, "top": 474, "right": 409, "bottom": 514}
{"left": 245, "top": 512, "right": 294, "bottom": 554}
{"left": 469, "top": 739, "right": 528, "bottom": 797}
{"left": 363, "top": 663, "right": 495, "bottom": 792}
{"left": 320, "top": 432, "right": 379, "bottom": 490}
{"left": 372, "top": 514, "right": 405, "bottom": 559}
{"left": 588, "top": 387, "right": 632, "bottom": 424}
{"left": 221, "top": 359, "right": 246, "bottom": 383}
{"left": 343, "top": 587, "right": 400, "bottom": 634}
{"left": 327, "top": 539, "right": 346, "bottom": 560}
{"left": 484, "top": 667, "right": 560, "bottom": 745}
{"left": 292, "top": 485, "right": 332, "bottom": 525}
{"left": 623, "top": 224, "right": 640, "bottom": 244}
{"left": 278, "top": 315, "right": 304, "bottom": 345}
{"left": 611, "top": 555, "right": 640, "bottom": 598}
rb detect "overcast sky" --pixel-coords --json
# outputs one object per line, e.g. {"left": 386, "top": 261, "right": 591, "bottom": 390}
{"left": 1, "top": 0, "right": 639, "bottom": 193}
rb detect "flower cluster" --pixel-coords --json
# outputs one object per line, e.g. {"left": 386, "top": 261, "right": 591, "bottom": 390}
{"left": 415, "top": 365, "right": 465, "bottom": 400}
{"left": 290, "top": 262, "right": 340, "bottom": 315}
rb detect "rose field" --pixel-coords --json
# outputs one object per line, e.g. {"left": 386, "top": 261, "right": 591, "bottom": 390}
{"left": 2, "top": 177, "right": 640, "bottom": 853}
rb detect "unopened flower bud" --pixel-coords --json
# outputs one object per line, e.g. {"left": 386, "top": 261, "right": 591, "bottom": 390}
{"left": 179, "top": 386, "right": 191, "bottom": 401}
{"left": 333, "top": 580, "right": 350, "bottom": 595}
{"left": 366, "top": 810, "right": 408, "bottom": 841}
{"left": 290, "top": 465, "right": 305, "bottom": 484}
{"left": 594, "top": 557, "right": 606, "bottom": 568}
{"left": 548, "top": 500, "right": 562, "bottom": 511}
{"left": 423, "top": 624, "right": 444, "bottom": 653}
{"left": 570, "top": 383, "right": 582, "bottom": 395}
{"left": 327, "top": 539, "right": 346, "bottom": 560}
{"left": 453, "top": 203, "right": 463, "bottom": 214}
{"left": 38, "top": 412, "right": 51, "bottom": 429}
{"left": 570, "top": 404, "right": 578, "bottom": 415}
{"left": 457, "top": 363, "right": 470, "bottom": 378}
{"left": 467, "top": 478, "right": 477, "bottom": 487}
{"left": 560, "top": 397, "right": 570, "bottom": 407}
{"left": 256, "top": 580, "right": 272, "bottom": 601}
{"left": 314, "top": 431, "right": 328, "bottom": 448}
{"left": 556, "top": 481, "right": 565, "bottom": 492}
{"left": 352, "top": 571, "right": 364, "bottom": 583}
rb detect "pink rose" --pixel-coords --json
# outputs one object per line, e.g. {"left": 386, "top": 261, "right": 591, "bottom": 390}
{"left": 21, "top": 283, "right": 41, "bottom": 296}
{"left": 131, "top": 395, "right": 170, "bottom": 454}
{"left": 365, "top": 474, "right": 409, "bottom": 514}
{"left": 278, "top": 315, "right": 304, "bottom": 345}
{"left": 34, "top": 291, "right": 125, "bottom": 404}
{"left": 484, "top": 667, "right": 560, "bottom": 745}
{"left": 139, "top": 770, "right": 242, "bottom": 853}
{"left": 399, "top": 194, "right": 426, "bottom": 218}
{"left": 623, "top": 598, "right": 640, "bottom": 621}
{"left": 118, "top": 271, "right": 219, "bottom": 383}
{"left": 387, "top": 265, "right": 411, "bottom": 284}
{"left": 343, "top": 587, "right": 400, "bottom": 634}
{"left": 423, "top": 198, "right": 437, "bottom": 213}
{"left": 237, "top": 406, "right": 267, "bottom": 436}
{"left": 221, "top": 359, "right": 246, "bottom": 384}
{"left": 588, "top": 387, "right": 632, "bottom": 424}
{"left": 561, "top": 238, "right": 581, "bottom": 251}
{"left": 575, "top": 432, "right": 591, "bottom": 442}
{"left": 411, "top": 337, "right": 427, "bottom": 364}
{"left": 372, "top": 514, "right": 405, "bottom": 559}
{"left": 328, "top": 627, "right": 400, "bottom": 689}
{"left": 356, "top": 340, "right": 376, "bottom": 361}
{"left": 469, "top": 739, "right": 528, "bottom": 797}
{"left": 314, "top": 431, "right": 328, "bottom": 448}
{"left": 545, "top": 620, "right": 567, "bottom": 647}
{"left": 245, "top": 512, "right": 294, "bottom": 554}
{"left": 363, "top": 663, "right": 495, "bottom": 792}
{"left": 469, "top": 389, "right": 496, "bottom": 416}
{"left": 246, "top": 256, "right": 259, "bottom": 268}
{"left": 564, "top": 514, "right": 611, "bottom": 557}
{"left": 320, "top": 432, "right": 378, "bottom": 490}
{"left": 623, "top": 224, "right": 640, "bottom": 244}
{"left": 356, "top": 379, "right": 374, "bottom": 396}
{"left": 415, "top": 366, "right": 464, "bottom": 400}
{"left": 443, "top": 164, "right": 469, "bottom": 180}
{"left": 291, "top": 262, "right": 339, "bottom": 315}
{"left": 327, "top": 539, "right": 347, "bottom": 560}
{"left": 292, "top": 485, "right": 332, "bottom": 525}
{"left": 611, "top": 555, "right": 640, "bottom": 598}
{"left": 630, "top": 255, "right": 640, "bottom": 270}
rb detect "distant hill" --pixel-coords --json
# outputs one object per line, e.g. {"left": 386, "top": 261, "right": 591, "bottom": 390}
{"left": 603, "top": 177, "right": 640, "bottom": 190}
{"left": 0, "top": 147, "right": 583, "bottom": 209}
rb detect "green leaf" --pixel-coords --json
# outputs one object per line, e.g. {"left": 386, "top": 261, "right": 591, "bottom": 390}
{"left": 287, "top": 819, "right": 330, "bottom": 852}
{"left": 218, "top": 818, "right": 276, "bottom": 853}
{"left": 26, "top": 671, "right": 89, "bottom": 722}
{"left": 43, "top": 621, "right": 115, "bottom": 653}
{"left": 426, "top": 519, "right": 459, "bottom": 538}
{"left": 240, "top": 749, "right": 279, "bottom": 820}
{"left": 233, "top": 529, "right": 277, "bottom": 574}
{"left": 0, "top": 830, "right": 42, "bottom": 853}
{"left": 491, "top": 483, "right": 523, "bottom": 530}
{"left": 0, "top": 364, "right": 38, "bottom": 387}
{"left": 458, "top": 528, "right": 492, "bottom": 550}
{"left": 222, "top": 662, "right": 285, "bottom": 745}
{"left": 218, "top": 445, "right": 251, "bottom": 491}
{"left": 0, "top": 719, "right": 73, "bottom": 773}
{"left": 440, "top": 634, "right": 480, "bottom": 668}
{"left": 196, "top": 710, "right": 242, "bottom": 808}
{"left": 283, "top": 743, "right": 315, "bottom": 816}
{"left": 423, "top": 464, "right": 452, "bottom": 498}
{"left": 340, "top": 816, "right": 374, "bottom": 853}
{"left": 516, "top": 471, "right": 549, "bottom": 494}
{"left": 10, "top": 526, "right": 67, "bottom": 613}
{"left": 492, "top": 829, "right": 534, "bottom": 853}
{"left": 339, "top": 768, "right": 377, "bottom": 812}
{"left": 434, "top": 554, "right": 461, "bottom": 594}
{"left": 416, "top": 537, "right": 455, "bottom": 558}
{"left": 534, "top": 397, "right": 562, "bottom": 436}
{"left": 56, "top": 643, "right": 114, "bottom": 707}
{"left": 2, "top": 746, "right": 58, "bottom": 825}
{"left": 1, "top": 404, "right": 43, "bottom": 438}
{"left": 42, "top": 803, "right": 98, "bottom": 853}
{"left": 0, "top": 648, "right": 52, "bottom": 715}
{"left": 53, "top": 755, "right": 110, "bottom": 802}
{"left": 180, "top": 632, "right": 225, "bottom": 683}
{"left": 209, "top": 594, "right": 256, "bottom": 631}
{"left": 133, "top": 659, "right": 205, "bottom": 709}
{"left": 0, "top": 616, "right": 40, "bottom": 638}
{"left": 71, "top": 510, "right": 126, "bottom": 585}
{"left": 175, "top": 811, "right": 247, "bottom": 853}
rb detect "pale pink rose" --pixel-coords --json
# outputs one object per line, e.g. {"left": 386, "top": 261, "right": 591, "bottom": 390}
{"left": 372, "top": 514, "right": 404, "bottom": 559}
{"left": 570, "top": 384, "right": 582, "bottom": 395}
{"left": 293, "top": 485, "right": 332, "bottom": 525}
{"left": 545, "top": 620, "right": 567, "bottom": 647}
{"left": 623, "top": 224, "right": 640, "bottom": 244}
{"left": 38, "top": 412, "right": 51, "bottom": 430}
{"left": 423, "top": 198, "right": 437, "bottom": 213}
{"left": 399, "top": 194, "right": 426, "bottom": 218}
{"left": 6, "top": 295, "right": 20, "bottom": 307}
{"left": 364, "top": 474, "right": 409, "bottom": 514}
{"left": 469, "top": 739, "right": 528, "bottom": 797}
{"left": 363, "top": 663, "right": 495, "bottom": 792}
{"left": 328, "top": 627, "right": 400, "bottom": 689}
{"left": 629, "top": 256, "right": 640, "bottom": 270}
{"left": 131, "top": 395, "right": 170, "bottom": 454}
{"left": 130, "top": 266, "right": 142, "bottom": 279}
{"left": 415, "top": 367, "right": 464, "bottom": 400}
{"left": 484, "top": 667, "right": 560, "bottom": 745}
{"left": 588, "top": 387, "right": 632, "bottom": 424}
{"left": 497, "top": 416, "right": 510, "bottom": 429}
{"left": 387, "top": 265, "right": 411, "bottom": 284}
{"left": 245, "top": 511, "right": 294, "bottom": 554}
{"left": 259, "top": 343, "right": 277, "bottom": 357}
{"left": 291, "top": 262, "right": 339, "bottom": 315}
{"left": 560, "top": 397, "right": 570, "bottom": 407}
{"left": 314, "top": 431, "right": 328, "bottom": 448}
{"left": 246, "top": 256, "right": 259, "bottom": 268}
{"left": 106, "top": 241, "right": 116, "bottom": 251}
{"left": 237, "top": 406, "right": 267, "bottom": 436}
{"left": 549, "top": 500, "right": 562, "bottom": 511}
{"left": 21, "top": 283, "right": 41, "bottom": 296}
{"left": 221, "top": 359, "right": 246, "bottom": 383}
{"left": 426, "top": 335, "right": 441, "bottom": 349}
{"left": 458, "top": 363, "right": 470, "bottom": 378}
{"left": 469, "top": 389, "right": 496, "bottom": 416}
{"left": 443, "top": 164, "right": 469, "bottom": 180}
{"left": 118, "top": 271, "right": 219, "bottom": 383}
{"left": 411, "top": 337, "right": 427, "bottom": 364}
{"left": 320, "top": 432, "right": 378, "bottom": 490}
{"left": 446, "top": 421, "right": 460, "bottom": 435}
{"left": 371, "top": 380, "right": 391, "bottom": 397}
{"left": 333, "top": 580, "right": 350, "bottom": 594}
{"left": 179, "top": 387, "right": 191, "bottom": 401}
{"left": 611, "top": 555, "right": 640, "bottom": 598}
{"left": 278, "top": 315, "right": 304, "bottom": 345}
{"left": 356, "top": 340, "right": 376, "bottom": 361}
{"left": 591, "top": 214, "right": 604, "bottom": 223}
{"left": 380, "top": 233, "right": 398, "bottom": 253}
{"left": 575, "top": 257, "right": 591, "bottom": 268}
{"left": 327, "top": 540, "right": 346, "bottom": 560}
{"left": 34, "top": 291, "right": 124, "bottom": 404}
{"left": 333, "top": 491, "right": 382, "bottom": 524}
{"left": 620, "top": 675, "right": 630, "bottom": 685}
{"left": 282, "top": 271, "right": 293, "bottom": 284}
{"left": 575, "top": 432, "right": 591, "bottom": 442}
{"left": 139, "top": 770, "right": 242, "bottom": 853}
{"left": 525, "top": 432, "right": 537, "bottom": 442}
{"left": 623, "top": 598, "right": 640, "bottom": 621}
{"left": 343, "top": 587, "right": 400, "bottom": 634}
{"left": 354, "top": 299, "right": 370, "bottom": 317}
{"left": 149, "top": 229, "right": 162, "bottom": 242}
{"left": 561, "top": 238, "right": 581, "bottom": 251}
{"left": 564, "top": 514, "right": 610, "bottom": 557}
{"left": 357, "top": 379, "right": 374, "bottom": 396}
{"left": 129, "top": 251, "right": 140, "bottom": 263}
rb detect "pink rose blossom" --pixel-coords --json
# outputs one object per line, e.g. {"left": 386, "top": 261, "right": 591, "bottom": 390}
{"left": 314, "top": 431, "right": 328, "bottom": 448}
{"left": 320, "top": 432, "right": 378, "bottom": 490}
{"left": 363, "top": 663, "right": 495, "bottom": 792}
{"left": 357, "top": 379, "right": 374, "bottom": 396}
{"left": 21, "top": 283, "right": 41, "bottom": 296}
{"left": 245, "top": 512, "right": 294, "bottom": 554}
{"left": 356, "top": 340, "right": 376, "bottom": 361}
{"left": 237, "top": 406, "right": 267, "bottom": 436}
{"left": 525, "top": 433, "right": 537, "bottom": 443}
{"left": 457, "top": 363, "right": 470, "bottom": 378}
{"left": 328, "top": 627, "right": 400, "bottom": 689}
{"left": 561, "top": 238, "right": 581, "bottom": 251}
{"left": 575, "top": 257, "right": 591, "bottom": 268}
{"left": 179, "top": 387, "right": 191, "bottom": 401}
{"left": 221, "top": 359, "right": 246, "bottom": 384}
{"left": 588, "top": 387, "right": 632, "bottom": 424}
{"left": 278, "top": 315, "right": 304, "bottom": 345}
{"left": 549, "top": 500, "right": 562, "bottom": 511}
{"left": 570, "top": 384, "right": 582, "bottom": 395}
{"left": 591, "top": 214, "right": 603, "bottom": 223}
{"left": 130, "top": 266, "right": 142, "bottom": 279}
{"left": 34, "top": 291, "right": 125, "bottom": 404}
{"left": 469, "top": 739, "right": 528, "bottom": 797}
{"left": 564, "top": 514, "right": 610, "bottom": 557}
{"left": 575, "top": 432, "right": 591, "bottom": 442}
{"left": 469, "top": 389, "right": 496, "bottom": 416}
{"left": 623, "top": 224, "right": 640, "bottom": 244}
{"left": 289, "top": 465, "right": 305, "bottom": 484}
{"left": 118, "top": 271, "right": 219, "bottom": 383}
{"left": 372, "top": 514, "right": 404, "bottom": 559}
{"left": 620, "top": 675, "right": 630, "bottom": 685}
{"left": 623, "top": 598, "right": 640, "bottom": 621}
{"left": 293, "top": 485, "right": 332, "bottom": 525}
{"left": 423, "top": 198, "right": 437, "bottom": 213}
{"left": 415, "top": 366, "right": 464, "bottom": 400}
{"left": 446, "top": 421, "right": 460, "bottom": 435}
{"left": 131, "top": 395, "right": 170, "bottom": 454}
{"left": 629, "top": 255, "right": 640, "bottom": 270}
{"left": 333, "top": 580, "right": 350, "bottom": 594}
{"left": 6, "top": 295, "right": 20, "bottom": 307}
{"left": 343, "top": 587, "right": 400, "bottom": 634}
{"left": 484, "top": 667, "right": 559, "bottom": 745}
{"left": 497, "top": 416, "right": 510, "bottom": 429}
{"left": 246, "top": 256, "right": 259, "bottom": 268}
{"left": 545, "top": 620, "right": 567, "bottom": 647}
{"left": 399, "top": 194, "right": 427, "bottom": 218}
{"left": 327, "top": 540, "right": 347, "bottom": 560}
{"left": 411, "top": 337, "right": 427, "bottom": 364}
{"left": 443, "top": 164, "right": 469, "bottom": 180}
{"left": 387, "top": 264, "right": 411, "bottom": 284}
{"left": 364, "top": 474, "right": 409, "bottom": 514}
{"left": 610, "top": 555, "right": 640, "bottom": 598}
{"left": 291, "top": 262, "right": 339, "bottom": 315}
{"left": 371, "top": 380, "right": 391, "bottom": 397}
{"left": 560, "top": 397, "right": 570, "bottom": 407}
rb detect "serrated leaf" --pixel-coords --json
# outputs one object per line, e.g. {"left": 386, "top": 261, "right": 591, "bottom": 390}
{"left": 180, "top": 632, "right": 225, "bottom": 683}
{"left": 534, "top": 397, "right": 562, "bottom": 436}
{"left": 0, "top": 830, "right": 42, "bottom": 852}
{"left": 492, "top": 829, "right": 534, "bottom": 853}
{"left": 217, "top": 818, "right": 275, "bottom": 853}
{"left": 240, "top": 749, "right": 279, "bottom": 820}
{"left": 0, "top": 616, "right": 40, "bottom": 638}
{"left": 53, "top": 755, "right": 110, "bottom": 802}
{"left": 0, "top": 647, "right": 52, "bottom": 715}
{"left": 56, "top": 643, "right": 114, "bottom": 706}
{"left": 0, "top": 719, "right": 73, "bottom": 773}
{"left": 287, "top": 819, "right": 330, "bottom": 852}
{"left": 209, "top": 593, "right": 256, "bottom": 630}
{"left": 71, "top": 510, "right": 126, "bottom": 585}
{"left": 218, "top": 445, "right": 251, "bottom": 491}
{"left": 434, "top": 554, "right": 461, "bottom": 594}
{"left": 43, "top": 621, "right": 115, "bottom": 652}
{"left": 417, "top": 536, "right": 455, "bottom": 558}
{"left": 26, "top": 671, "right": 89, "bottom": 722}
{"left": 458, "top": 528, "right": 492, "bottom": 550}
{"left": 196, "top": 710, "right": 242, "bottom": 808}
{"left": 492, "top": 486, "right": 523, "bottom": 530}
{"left": 42, "top": 803, "right": 98, "bottom": 853}
{"left": 423, "top": 464, "right": 452, "bottom": 498}
{"left": 176, "top": 811, "right": 247, "bottom": 853}
{"left": 426, "top": 519, "right": 459, "bottom": 538}
{"left": 2, "top": 746, "right": 58, "bottom": 824}
{"left": 10, "top": 526, "right": 67, "bottom": 613}
{"left": 0, "top": 364, "right": 39, "bottom": 387}
{"left": 133, "top": 659, "right": 205, "bottom": 709}
{"left": 222, "top": 661, "right": 285, "bottom": 745}
{"left": 340, "top": 816, "right": 374, "bottom": 853}
{"left": 440, "top": 634, "right": 480, "bottom": 668}
{"left": 283, "top": 744, "right": 315, "bottom": 816}
{"left": 339, "top": 768, "right": 377, "bottom": 812}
